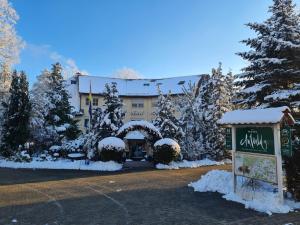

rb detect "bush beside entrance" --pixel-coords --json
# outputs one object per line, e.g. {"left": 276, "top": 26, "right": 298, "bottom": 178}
{"left": 153, "top": 138, "right": 180, "bottom": 164}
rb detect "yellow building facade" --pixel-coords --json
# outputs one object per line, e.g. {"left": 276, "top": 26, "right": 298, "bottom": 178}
{"left": 67, "top": 74, "right": 204, "bottom": 133}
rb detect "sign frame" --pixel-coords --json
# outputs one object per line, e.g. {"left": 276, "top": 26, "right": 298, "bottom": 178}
{"left": 230, "top": 124, "right": 284, "bottom": 203}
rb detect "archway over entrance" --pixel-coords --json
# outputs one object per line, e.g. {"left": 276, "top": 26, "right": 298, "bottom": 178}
{"left": 117, "top": 120, "right": 162, "bottom": 160}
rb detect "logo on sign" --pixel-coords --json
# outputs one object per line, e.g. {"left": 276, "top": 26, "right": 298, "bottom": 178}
{"left": 239, "top": 130, "right": 268, "bottom": 151}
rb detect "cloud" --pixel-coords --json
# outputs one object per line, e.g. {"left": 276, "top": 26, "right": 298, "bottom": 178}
{"left": 113, "top": 67, "right": 142, "bottom": 79}
{"left": 25, "top": 43, "right": 88, "bottom": 78}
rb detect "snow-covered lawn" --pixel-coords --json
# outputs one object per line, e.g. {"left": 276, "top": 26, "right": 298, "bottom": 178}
{"left": 0, "top": 158, "right": 122, "bottom": 171}
{"left": 189, "top": 170, "right": 300, "bottom": 215}
{"left": 156, "top": 159, "right": 225, "bottom": 170}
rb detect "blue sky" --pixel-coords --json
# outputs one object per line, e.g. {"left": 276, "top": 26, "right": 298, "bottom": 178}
{"left": 11, "top": 0, "right": 300, "bottom": 84}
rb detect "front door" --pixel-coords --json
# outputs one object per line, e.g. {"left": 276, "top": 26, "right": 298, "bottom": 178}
{"left": 130, "top": 143, "right": 145, "bottom": 160}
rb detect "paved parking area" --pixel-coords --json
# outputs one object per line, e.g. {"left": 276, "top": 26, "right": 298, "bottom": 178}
{"left": 0, "top": 165, "right": 299, "bottom": 225}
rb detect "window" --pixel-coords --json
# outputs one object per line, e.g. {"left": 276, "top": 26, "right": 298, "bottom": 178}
{"left": 143, "top": 83, "right": 150, "bottom": 86}
{"left": 93, "top": 98, "right": 98, "bottom": 106}
{"left": 85, "top": 98, "right": 89, "bottom": 106}
{"left": 131, "top": 99, "right": 144, "bottom": 108}
{"left": 84, "top": 119, "right": 89, "bottom": 128}
{"left": 71, "top": 80, "right": 77, "bottom": 84}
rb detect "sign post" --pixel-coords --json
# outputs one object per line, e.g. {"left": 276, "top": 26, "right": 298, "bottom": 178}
{"left": 219, "top": 107, "right": 295, "bottom": 204}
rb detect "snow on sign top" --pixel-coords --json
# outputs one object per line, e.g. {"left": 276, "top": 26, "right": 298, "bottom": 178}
{"left": 218, "top": 106, "right": 295, "bottom": 125}
{"left": 78, "top": 74, "right": 203, "bottom": 96}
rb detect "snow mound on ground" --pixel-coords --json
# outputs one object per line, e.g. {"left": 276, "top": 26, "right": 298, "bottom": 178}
{"left": 0, "top": 159, "right": 122, "bottom": 171}
{"left": 98, "top": 137, "right": 125, "bottom": 152}
{"left": 156, "top": 159, "right": 223, "bottom": 170}
{"left": 189, "top": 170, "right": 300, "bottom": 215}
{"left": 154, "top": 138, "right": 180, "bottom": 153}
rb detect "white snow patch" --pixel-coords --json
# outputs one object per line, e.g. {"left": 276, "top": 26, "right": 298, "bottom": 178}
{"left": 189, "top": 170, "right": 300, "bottom": 215}
{"left": 68, "top": 153, "right": 85, "bottom": 158}
{"left": 125, "top": 130, "right": 145, "bottom": 140}
{"left": 219, "top": 106, "right": 294, "bottom": 124}
{"left": 98, "top": 137, "right": 125, "bottom": 152}
{"left": 78, "top": 75, "right": 202, "bottom": 96}
{"left": 117, "top": 120, "right": 162, "bottom": 138}
{"left": 264, "top": 89, "right": 300, "bottom": 101}
{"left": 0, "top": 159, "right": 122, "bottom": 171}
{"left": 156, "top": 159, "right": 224, "bottom": 170}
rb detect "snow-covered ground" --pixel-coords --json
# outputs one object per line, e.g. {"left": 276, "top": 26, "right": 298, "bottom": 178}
{"left": 189, "top": 170, "right": 300, "bottom": 215}
{"left": 156, "top": 159, "right": 225, "bottom": 170}
{"left": 0, "top": 158, "right": 122, "bottom": 171}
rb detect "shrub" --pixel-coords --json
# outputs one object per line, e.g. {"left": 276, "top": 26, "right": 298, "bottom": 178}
{"left": 153, "top": 138, "right": 180, "bottom": 164}
{"left": 98, "top": 137, "right": 125, "bottom": 163}
{"left": 285, "top": 139, "right": 300, "bottom": 201}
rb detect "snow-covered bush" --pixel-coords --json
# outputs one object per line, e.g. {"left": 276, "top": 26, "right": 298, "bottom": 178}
{"left": 11, "top": 150, "right": 31, "bottom": 162}
{"left": 153, "top": 138, "right": 181, "bottom": 164}
{"left": 98, "top": 137, "right": 125, "bottom": 163}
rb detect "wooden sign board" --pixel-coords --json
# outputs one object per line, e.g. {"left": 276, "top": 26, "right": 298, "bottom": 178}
{"left": 235, "top": 152, "right": 277, "bottom": 184}
{"left": 236, "top": 127, "right": 274, "bottom": 155}
{"left": 281, "top": 126, "right": 292, "bottom": 157}
{"left": 225, "top": 127, "right": 232, "bottom": 150}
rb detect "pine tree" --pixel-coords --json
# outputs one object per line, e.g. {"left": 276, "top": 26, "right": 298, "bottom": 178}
{"left": 153, "top": 87, "right": 184, "bottom": 141}
{"left": 98, "top": 82, "right": 125, "bottom": 138}
{"left": 204, "top": 64, "right": 234, "bottom": 159}
{"left": 1, "top": 71, "right": 31, "bottom": 157}
{"left": 45, "top": 63, "right": 81, "bottom": 141}
{"left": 237, "top": 0, "right": 300, "bottom": 110}
{"left": 30, "top": 69, "right": 56, "bottom": 150}
{"left": 179, "top": 81, "right": 205, "bottom": 159}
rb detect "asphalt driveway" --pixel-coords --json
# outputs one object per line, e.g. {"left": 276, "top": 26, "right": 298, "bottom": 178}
{"left": 0, "top": 165, "right": 299, "bottom": 225}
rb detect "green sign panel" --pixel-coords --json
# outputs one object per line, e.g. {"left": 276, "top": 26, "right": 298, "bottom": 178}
{"left": 236, "top": 127, "right": 274, "bottom": 155}
{"left": 225, "top": 128, "right": 232, "bottom": 150}
{"left": 281, "top": 126, "right": 292, "bottom": 157}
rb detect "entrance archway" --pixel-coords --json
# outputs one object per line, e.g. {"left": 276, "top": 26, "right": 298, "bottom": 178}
{"left": 117, "top": 120, "right": 162, "bottom": 160}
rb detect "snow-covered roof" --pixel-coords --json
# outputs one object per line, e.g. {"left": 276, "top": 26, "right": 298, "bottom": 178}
{"left": 78, "top": 74, "right": 203, "bottom": 96}
{"left": 218, "top": 106, "right": 295, "bottom": 125}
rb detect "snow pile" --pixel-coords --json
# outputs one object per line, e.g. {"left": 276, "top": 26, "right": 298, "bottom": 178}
{"left": 189, "top": 170, "right": 300, "bottom": 215}
{"left": 98, "top": 137, "right": 125, "bottom": 152}
{"left": 218, "top": 106, "right": 293, "bottom": 124}
{"left": 0, "top": 158, "right": 122, "bottom": 171}
{"left": 156, "top": 159, "right": 224, "bottom": 170}
{"left": 154, "top": 138, "right": 180, "bottom": 153}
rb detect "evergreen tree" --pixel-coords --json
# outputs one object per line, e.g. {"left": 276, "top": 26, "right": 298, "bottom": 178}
{"left": 30, "top": 69, "right": 56, "bottom": 150}
{"left": 153, "top": 87, "right": 184, "bottom": 141}
{"left": 203, "top": 64, "right": 234, "bottom": 159}
{"left": 0, "top": 64, "right": 11, "bottom": 143}
{"left": 237, "top": 0, "right": 300, "bottom": 110}
{"left": 179, "top": 80, "right": 206, "bottom": 159}
{"left": 45, "top": 63, "right": 81, "bottom": 141}
{"left": 98, "top": 82, "right": 125, "bottom": 138}
{"left": 1, "top": 70, "right": 31, "bottom": 157}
